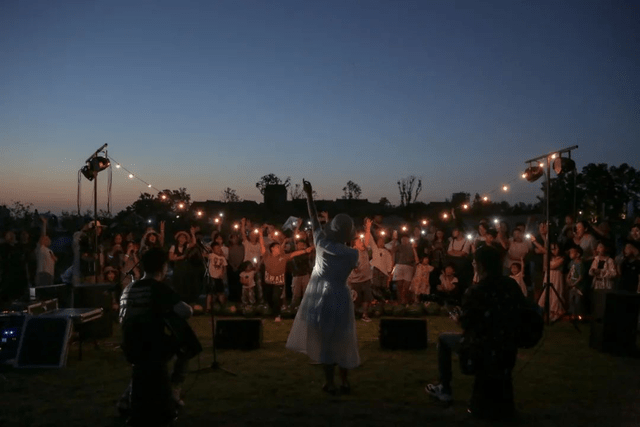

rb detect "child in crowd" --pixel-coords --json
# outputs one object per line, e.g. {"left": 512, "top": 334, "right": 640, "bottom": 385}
{"left": 509, "top": 262, "right": 527, "bottom": 296}
{"left": 239, "top": 261, "right": 260, "bottom": 306}
{"left": 411, "top": 254, "right": 434, "bottom": 301}
{"left": 290, "top": 239, "right": 313, "bottom": 308}
{"left": 589, "top": 243, "right": 616, "bottom": 290}
{"left": 567, "top": 246, "right": 585, "bottom": 319}
{"left": 437, "top": 264, "right": 459, "bottom": 303}
{"left": 206, "top": 242, "right": 228, "bottom": 312}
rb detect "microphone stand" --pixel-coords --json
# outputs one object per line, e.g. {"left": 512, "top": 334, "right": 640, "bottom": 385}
{"left": 194, "top": 240, "right": 236, "bottom": 376}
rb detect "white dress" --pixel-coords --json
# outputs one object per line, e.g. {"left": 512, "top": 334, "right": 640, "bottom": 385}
{"left": 538, "top": 256, "right": 566, "bottom": 321}
{"left": 286, "top": 228, "right": 360, "bottom": 369}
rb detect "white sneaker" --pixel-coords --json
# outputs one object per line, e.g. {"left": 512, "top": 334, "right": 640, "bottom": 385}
{"left": 425, "top": 383, "right": 452, "bottom": 402}
{"left": 275, "top": 316, "right": 282, "bottom": 322}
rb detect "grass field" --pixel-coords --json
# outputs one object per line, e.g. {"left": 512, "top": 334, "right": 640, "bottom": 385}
{"left": 1, "top": 314, "right": 639, "bottom": 427}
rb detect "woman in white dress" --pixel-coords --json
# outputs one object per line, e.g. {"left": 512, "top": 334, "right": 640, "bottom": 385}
{"left": 286, "top": 180, "right": 359, "bottom": 395}
{"left": 537, "top": 242, "right": 566, "bottom": 321}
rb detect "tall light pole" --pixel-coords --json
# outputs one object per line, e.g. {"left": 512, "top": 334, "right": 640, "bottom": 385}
{"left": 523, "top": 145, "right": 578, "bottom": 324}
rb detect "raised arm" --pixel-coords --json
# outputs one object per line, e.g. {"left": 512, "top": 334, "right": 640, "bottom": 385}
{"left": 258, "top": 224, "right": 267, "bottom": 256}
{"left": 159, "top": 221, "right": 165, "bottom": 246}
{"left": 240, "top": 218, "right": 248, "bottom": 242}
{"left": 303, "top": 180, "right": 321, "bottom": 233}
{"left": 40, "top": 216, "right": 47, "bottom": 238}
{"left": 363, "top": 218, "right": 372, "bottom": 249}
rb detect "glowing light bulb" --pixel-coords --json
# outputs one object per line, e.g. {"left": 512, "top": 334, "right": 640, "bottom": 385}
{"left": 274, "top": 231, "right": 279, "bottom": 236}
{"left": 380, "top": 231, "right": 386, "bottom": 236}
{"left": 502, "top": 185, "right": 509, "bottom": 192}
{"left": 359, "top": 234, "right": 365, "bottom": 239}
{"left": 219, "top": 212, "right": 224, "bottom": 217}
{"left": 214, "top": 218, "right": 220, "bottom": 224}
{"left": 233, "top": 224, "right": 239, "bottom": 229}
{"left": 253, "top": 258, "right": 257, "bottom": 264}
{"left": 421, "top": 230, "right": 426, "bottom": 235}
{"left": 115, "top": 164, "right": 121, "bottom": 169}
{"left": 254, "top": 229, "right": 259, "bottom": 234}
{"left": 551, "top": 153, "right": 557, "bottom": 159}
{"left": 161, "top": 195, "right": 167, "bottom": 200}
{"left": 178, "top": 203, "right": 184, "bottom": 209}
{"left": 176, "top": 215, "right": 180, "bottom": 218}
{"left": 148, "top": 184, "right": 152, "bottom": 188}
{"left": 522, "top": 173, "right": 527, "bottom": 179}
{"left": 443, "top": 213, "right": 448, "bottom": 219}
{"left": 410, "top": 238, "right": 415, "bottom": 243}
{"left": 462, "top": 204, "right": 469, "bottom": 210}
{"left": 401, "top": 226, "right": 407, "bottom": 232}
{"left": 466, "top": 234, "right": 473, "bottom": 240}
{"left": 295, "top": 234, "right": 300, "bottom": 239}
{"left": 197, "top": 211, "right": 203, "bottom": 217}
{"left": 148, "top": 219, "right": 152, "bottom": 223}
{"left": 422, "top": 220, "right": 427, "bottom": 225}
{"left": 128, "top": 174, "right": 134, "bottom": 179}
{"left": 493, "top": 218, "right": 499, "bottom": 224}
{"left": 483, "top": 196, "right": 489, "bottom": 202}
{"left": 539, "top": 162, "right": 544, "bottom": 168}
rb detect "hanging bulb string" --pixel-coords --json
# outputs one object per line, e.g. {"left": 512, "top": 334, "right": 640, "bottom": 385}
{"left": 106, "top": 155, "right": 162, "bottom": 193}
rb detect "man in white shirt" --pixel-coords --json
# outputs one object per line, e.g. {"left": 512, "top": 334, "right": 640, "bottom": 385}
{"left": 35, "top": 216, "right": 57, "bottom": 287}
{"left": 369, "top": 228, "right": 393, "bottom": 302}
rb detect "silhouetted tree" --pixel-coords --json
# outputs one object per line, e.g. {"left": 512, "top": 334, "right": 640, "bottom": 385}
{"left": 397, "top": 176, "right": 422, "bottom": 206}
{"left": 342, "top": 181, "right": 362, "bottom": 200}
{"left": 255, "top": 174, "right": 291, "bottom": 195}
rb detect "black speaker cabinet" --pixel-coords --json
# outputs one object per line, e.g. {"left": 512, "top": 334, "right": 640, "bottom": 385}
{"left": 214, "top": 318, "right": 262, "bottom": 350}
{"left": 380, "top": 318, "right": 428, "bottom": 350}
{"left": 16, "top": 316, "right": 72, "bottom": 368}
{"left": 0, "top": 314, "right": 25, "bottom": 363}
{"left": 73, "top": 283, "right": 114, "bottom": 339}
{"left": 590, "top": 291, "right": 640, "bottom": 355}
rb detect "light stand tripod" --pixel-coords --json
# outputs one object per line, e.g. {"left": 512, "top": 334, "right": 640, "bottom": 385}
{"left": 524, "top": 146, "right": 578, "bottom": 326}
{"left": 195, "top": 240, "right": 236, "bottom": 376}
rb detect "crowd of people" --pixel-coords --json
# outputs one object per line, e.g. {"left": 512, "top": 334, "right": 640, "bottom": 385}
{"left": 1, "top": 210, "right": 640, "bottom": 321}
{"left": 2, "top": 194, "right": 640, "bottom": 425}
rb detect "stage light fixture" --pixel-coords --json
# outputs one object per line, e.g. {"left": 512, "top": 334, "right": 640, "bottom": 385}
{"left": 81, "top": 156, "right": 111, "bottom": 181}
{"left": 553, "top": 157, "right": 576, "bottom": 175}
{"left": 522, "top": 165, "right": 544, "bottom": 182}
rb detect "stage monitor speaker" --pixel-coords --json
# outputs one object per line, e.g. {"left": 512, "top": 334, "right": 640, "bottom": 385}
{"left": 35, "top": 284, "right": 70, "bottom": 307}
{"left": 16, "top": 316, "right": 72, "bottom": 368}
{"left": 0, "top": 314, "right": 26, "bottom": 363}
{"left": 215, "top": 318, "right": 262, "bottom": 350}
{"left": 590, "top": 291, "right": 640, "bottom": 355}
{"left": 74, "top": 283, "right": 114, "bottom": 339}
{"left": 380, "top": 318, "right": 428, "bottom": 350}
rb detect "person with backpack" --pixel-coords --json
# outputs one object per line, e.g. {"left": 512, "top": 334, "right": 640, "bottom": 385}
{"left": 425, "top": 245, "right": 533, "bottom": 420}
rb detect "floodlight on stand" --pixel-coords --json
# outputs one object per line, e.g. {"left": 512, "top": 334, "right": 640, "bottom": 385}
{"left": 522, "top": 165, "right": 544, "bottom": 182}
{"left": 80, "top": 156, "right": 110, "bottom": 181}
{"left": 553, "top": 157, "right": 576, "bottom": 175}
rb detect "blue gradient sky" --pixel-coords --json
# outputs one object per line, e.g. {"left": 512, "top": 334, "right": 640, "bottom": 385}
{"left": 1, "top": 0, "right": 638, "bottom": 214}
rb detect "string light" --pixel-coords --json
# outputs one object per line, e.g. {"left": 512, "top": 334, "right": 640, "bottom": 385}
{"left": 107, "top": 155, "right": 163, "bottom": 194}
{"left": 462, "top": 204, "right": 469, "bottom": 210}
{"left": 197, "top": 211, "right": 203, "bottom": 217}
{"left": 502, "top": 185, "right": 509, "bottom": 192}
{"left": 422, "top": 220, "right": 428, "bottom": 225}
{"left": 233, "top": 224, "right": 239, "bottom": 230}
{"left": 551, "top": 153, "right": 557, "bottom": 159}
{"left": 214, "top": 218, "right": 220, "bottom": 224}
{"left": 219, "top": 212, "right": 224, "bottom": 217}
{"left": 178, "top": 203, "right": 184, "bottom": 209}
